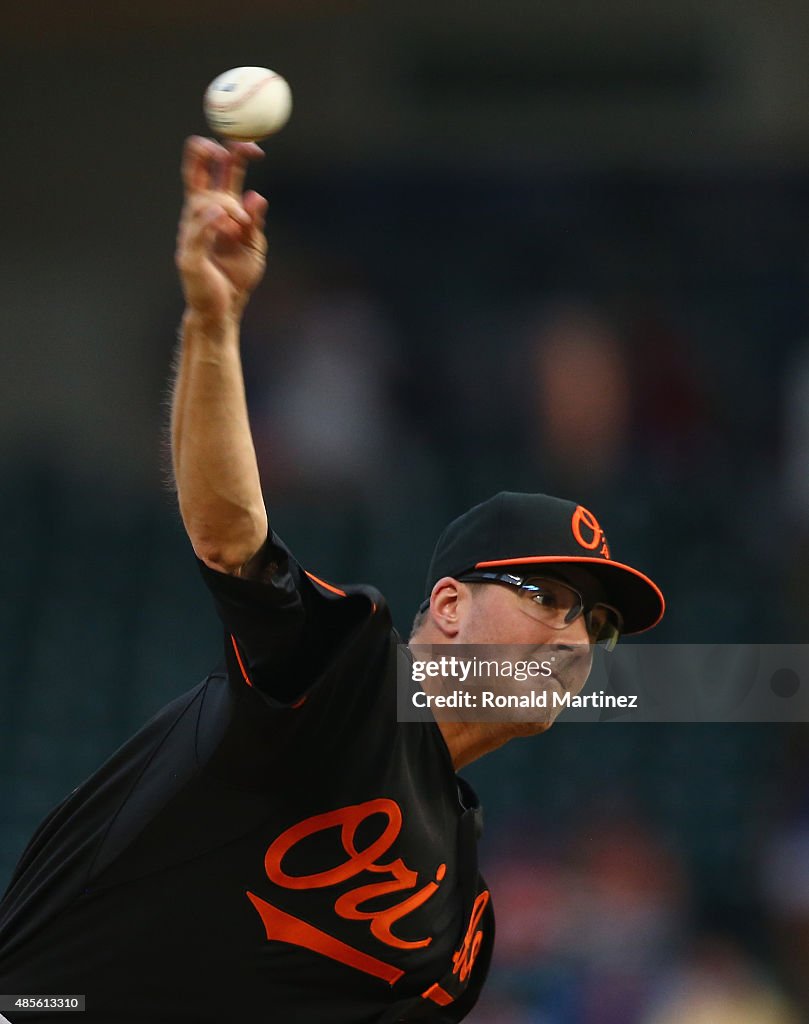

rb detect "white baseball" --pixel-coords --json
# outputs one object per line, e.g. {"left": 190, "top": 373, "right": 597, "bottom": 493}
{"left": 203, "top": 66, "right": 292, "bottom": 141}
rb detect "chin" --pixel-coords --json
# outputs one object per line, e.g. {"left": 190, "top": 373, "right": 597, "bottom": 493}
{"left": 511, "top": 719, "right": 554, "bottom": 738}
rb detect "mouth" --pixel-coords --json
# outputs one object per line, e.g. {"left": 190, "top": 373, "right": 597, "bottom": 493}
{"left": 548, "top": 656, "right": 590, "bottom": 693}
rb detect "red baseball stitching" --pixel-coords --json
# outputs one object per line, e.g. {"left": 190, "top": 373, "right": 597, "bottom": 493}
{"left": 206, "top": 72, "right": 280, "bottom": 113}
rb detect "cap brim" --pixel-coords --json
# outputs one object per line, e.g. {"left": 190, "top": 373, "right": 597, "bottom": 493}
{"left": 474, "top": 556, "right": 665, "bottom": 635}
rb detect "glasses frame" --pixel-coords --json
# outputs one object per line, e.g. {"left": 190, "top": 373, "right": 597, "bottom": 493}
{"left": 456, "top": 570, "right": 624, "bottom": 651}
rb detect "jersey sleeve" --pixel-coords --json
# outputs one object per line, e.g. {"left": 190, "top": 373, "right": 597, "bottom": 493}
{"left": 197, "top": 530, "right": 376, "bottom": 705}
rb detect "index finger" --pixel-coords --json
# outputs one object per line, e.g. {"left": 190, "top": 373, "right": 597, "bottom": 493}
{"left": 226, "top": 141, "right": 264, "bottom": 195}
{"left": 181, "top": 135, "right": 226, "bottom": 195}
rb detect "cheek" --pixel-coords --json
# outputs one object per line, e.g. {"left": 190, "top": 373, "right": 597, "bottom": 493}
{"left": 462, "top": 617, "right": 504, "bottom": 646}
{"left": 457, "top": 594, "right": 502, "bottom": 644}
{"left": 560, "top": 650, "right": 594, "bottom": 694}
{"left": 462, "top": 601, "right": 566, "bottom": 646}
{"left": 475, "top": 614, "right": 539, "bottom": 646}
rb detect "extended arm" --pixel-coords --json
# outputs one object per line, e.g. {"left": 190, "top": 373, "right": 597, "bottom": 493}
{"left": 171, "top": 137, "right": 372, "bottom": 705}
{"left": 172, "top": 136, "right": 269, "bottom": 575}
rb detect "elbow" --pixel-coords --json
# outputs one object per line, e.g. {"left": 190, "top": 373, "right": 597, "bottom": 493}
{"left": 185, "top": 512, "right": 268, "bottom": 577}
{"left": 193, "top": 537, "right": 265, "bottom": 576}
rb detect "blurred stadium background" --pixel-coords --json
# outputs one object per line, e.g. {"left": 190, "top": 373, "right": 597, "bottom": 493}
{"left": 4, "top": 2, "right": 809, "bottom": 1020}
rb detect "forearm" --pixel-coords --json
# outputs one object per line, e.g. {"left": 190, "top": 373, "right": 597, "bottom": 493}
{"left": 172, "top": 310, "right": 268, "bottom": 574}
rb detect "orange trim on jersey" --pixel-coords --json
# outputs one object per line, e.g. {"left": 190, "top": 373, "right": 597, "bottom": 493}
{"left": 230, "top": 634, "right": 253, "bottom": 688}
{"left": 422, "top": 982, "right": 454, "bottom": 1006}
{"left": 246, "top": 890, "right": 404, "bottom": 985}
{"left": 231, "top": 634, "right": 309, "bottom": 708}
{"left": 304, "top": 570, "right": 347, "bottom": 597}
{"left": 474, "top": 555, "right": 666, "bottom": 632}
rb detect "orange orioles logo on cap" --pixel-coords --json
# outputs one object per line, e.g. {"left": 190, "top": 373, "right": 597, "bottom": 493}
{"left": 571, "top": 505, "right": 610, "bottom": 559}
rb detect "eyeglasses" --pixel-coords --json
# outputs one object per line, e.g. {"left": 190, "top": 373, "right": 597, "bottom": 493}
{"left": 457, "top": 571, "right": 623, "bottom": 651}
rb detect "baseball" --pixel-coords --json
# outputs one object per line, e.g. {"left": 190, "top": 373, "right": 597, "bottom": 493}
{"left": 203, "top": 66, "right": 292, "bottom": 141}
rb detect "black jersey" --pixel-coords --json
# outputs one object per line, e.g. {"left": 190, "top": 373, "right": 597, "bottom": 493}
{"left": 0, "top": 533, "right": 494, "bottom": 1023}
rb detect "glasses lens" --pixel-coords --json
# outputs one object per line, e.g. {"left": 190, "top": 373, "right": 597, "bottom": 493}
{"left": 585, "top": 604, "right": 623, "bottom": 651}
{"left": 517, "top": 578, "right": 583, "bottom": 629}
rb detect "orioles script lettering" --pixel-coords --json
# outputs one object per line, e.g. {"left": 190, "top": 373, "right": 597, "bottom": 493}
{"left": 246, "top": 798, "right": 449, "bottom": 985}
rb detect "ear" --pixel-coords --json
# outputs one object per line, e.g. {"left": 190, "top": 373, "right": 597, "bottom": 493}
{"left": 427, "top": 577, "right": 470, "bottom": 639}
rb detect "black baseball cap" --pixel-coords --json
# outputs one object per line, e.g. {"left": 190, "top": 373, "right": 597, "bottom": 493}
{"left": 422, "top": 491, "right": 664, "bottom": 635}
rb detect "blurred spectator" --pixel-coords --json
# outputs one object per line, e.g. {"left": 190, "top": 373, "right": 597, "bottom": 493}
{"left": 570, "top": 815, "right": 688, "bottom": 1024}
{"left": 243, "top": 281, "right": 402, "bottom": 504}
{"left": 480, "top": 813, "right": 688, "bottom": 1023}
{"left": 640, "top": 935, "right": 800, "bottom": 1024}
{"left": 570, "top": 815, "right": 687, "bottom": 968}
{"left": 524, "top": 304, "right": 631, "bottom": 491}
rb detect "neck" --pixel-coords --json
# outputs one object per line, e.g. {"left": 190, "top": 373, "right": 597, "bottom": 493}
{"left": 435, "top": 720, "right": 531, "bottom": 771}
{"left": 408, "top": 628, "right": 550, "bottom": 769}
